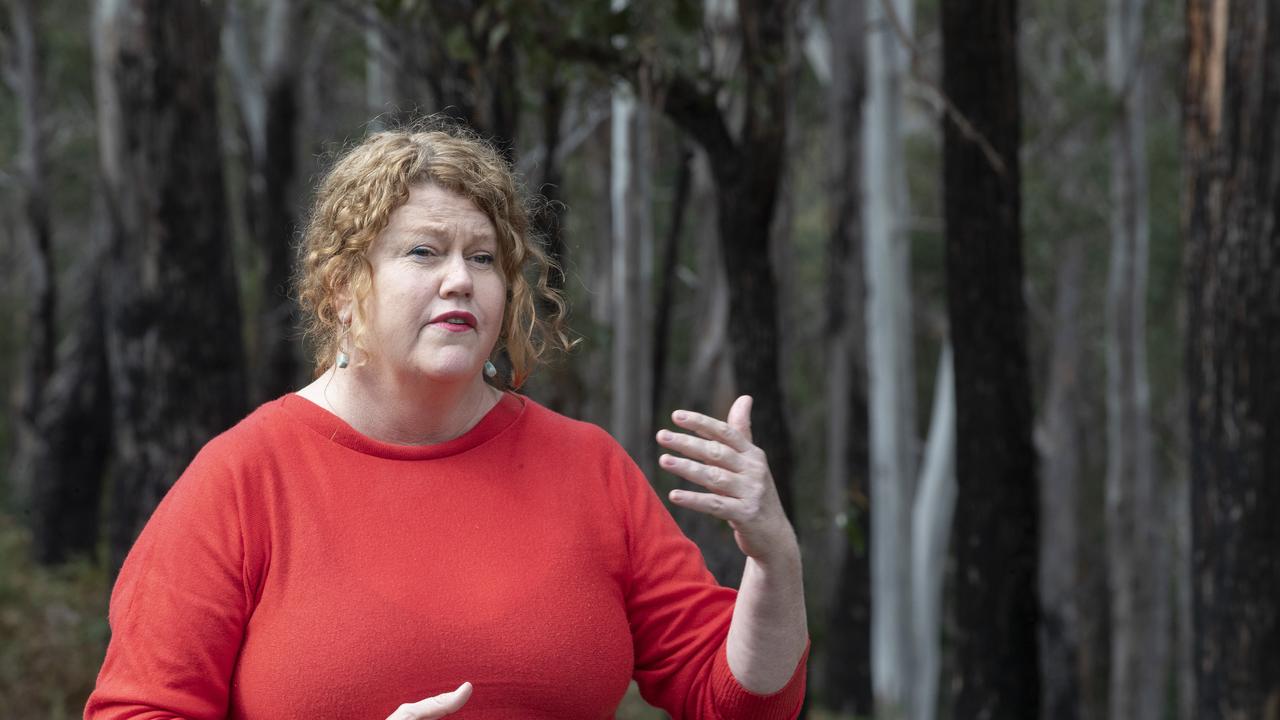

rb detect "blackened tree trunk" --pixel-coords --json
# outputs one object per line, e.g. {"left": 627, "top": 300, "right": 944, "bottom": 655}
{"left": 28, "top": 260, "right": 113, "bottom": 565}
{"left": 661, "top": 0, "right": 798, "bottom": 517}
{"left": 225, "top": 0, "right": 307, "bottom": 399}
{"left": 94, "top": 0, "right": 247, "bottom": 574}
{"left": 5, "top": 0, "right": 111, "bottom": 565}
{"left": 652, "top": 142, "right": 694, "bottom": 427}
{"left": 822, "top": 0, "right": 872, "bottom": 713}
{"left": 1184, "top": 0, "right": 1280, "bottom": 714}
{"left": 941, "top": 0, "right": 1041, "bottom": 716}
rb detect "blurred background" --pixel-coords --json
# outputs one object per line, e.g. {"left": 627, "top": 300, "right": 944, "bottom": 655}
{"left": 2, "top": 0, "right": 1277, "bottom": 718}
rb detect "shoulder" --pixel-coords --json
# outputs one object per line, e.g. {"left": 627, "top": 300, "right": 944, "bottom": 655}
{"left": 512, "top": 395, "right": 623, "bottom": 453}
{"left": 169, "top": 395, "right": 308, "bottom": 503}
{"left": 194, "top": 396, "right": 297, "bottom": 467}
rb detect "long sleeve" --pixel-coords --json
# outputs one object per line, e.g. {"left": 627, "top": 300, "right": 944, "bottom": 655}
{"left": 85, "top": 440, "right": 256, "bottom": 720}
{"left": 614, "top": 450, "right": 807, "bottom": 720}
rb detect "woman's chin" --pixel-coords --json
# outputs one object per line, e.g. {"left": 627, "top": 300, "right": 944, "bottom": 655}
{"left": 408, "top": 360, "right": 486, "bottom": 386}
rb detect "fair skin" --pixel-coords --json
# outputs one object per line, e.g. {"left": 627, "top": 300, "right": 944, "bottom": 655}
{"left": 301, "top": 183, "right": 807, "bottom": 718}
{"left": 297, "top": 183, "right": 505, "bottom": 444}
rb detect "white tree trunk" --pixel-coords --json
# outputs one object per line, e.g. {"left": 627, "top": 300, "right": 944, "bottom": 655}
{"left": 1037, "top": 232, "right": 1085, "bottom": 720}
{"left": 910, "top": 346, "right": 956, "bottom": 720}
{"left": 1105, "top": 0, "right": 1169, "bottom": 716}
{"left": 863, "top": 0, "right": 917, "bottom": 713}
{"left": 609, "top": 31, "right": 654, "bottom": 472}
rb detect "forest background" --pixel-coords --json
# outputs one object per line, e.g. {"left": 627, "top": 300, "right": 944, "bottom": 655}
{"left": 1, "top": 0, "right": 1277, "bottom": 719}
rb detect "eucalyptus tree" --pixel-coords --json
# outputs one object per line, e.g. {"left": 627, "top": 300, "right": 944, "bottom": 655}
{"left": 94, "top": 0, "right": 247, "bottom": 573}
{"left": 941, "top": 0, "right": 1042, "bottom": 715}
{"left": 1184, "top": 0, "right": 1280, "bottom": 713}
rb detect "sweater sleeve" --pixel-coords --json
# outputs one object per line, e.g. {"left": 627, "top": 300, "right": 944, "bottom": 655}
{"left": 85, "top": 441, "right": 255, "bottom": 720}
{"left": 615, "top": 450, "right": 806, "bottom": 720}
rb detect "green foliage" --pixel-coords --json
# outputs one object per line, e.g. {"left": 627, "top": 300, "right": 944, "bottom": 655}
{"left": 0, "top": 515, "right": 109, "bottom": 717}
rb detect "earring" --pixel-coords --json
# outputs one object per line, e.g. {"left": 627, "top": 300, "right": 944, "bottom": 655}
{"left": 336, "top": 351, "right": 350, "bottom": 369}
{"left": 484, "top": 360, "right": 497, "bottom": 378}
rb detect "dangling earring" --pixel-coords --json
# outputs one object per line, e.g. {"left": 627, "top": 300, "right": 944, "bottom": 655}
{"left": 484, "top": 360, "right": 497, "bottom": 379}
{"left": 336, "top": 319, "right": 351, "bottom": 369}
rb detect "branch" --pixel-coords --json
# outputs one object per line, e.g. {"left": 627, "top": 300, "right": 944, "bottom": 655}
{"left": 534, "top": 29, "right": 737, "bottom": 163}
{"left": 879, "top": 0, "right": 1007, "bottom": 177}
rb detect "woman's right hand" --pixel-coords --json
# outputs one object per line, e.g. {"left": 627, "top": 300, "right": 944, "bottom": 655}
{"left": 384, "top": 682, "right": 472, "bottom": 719}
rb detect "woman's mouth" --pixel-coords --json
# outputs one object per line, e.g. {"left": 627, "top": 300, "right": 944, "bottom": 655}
{"left": 429, "top": 311, "right": 477, "bottom": 332}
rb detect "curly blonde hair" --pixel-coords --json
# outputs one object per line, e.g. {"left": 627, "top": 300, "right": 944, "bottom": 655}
{"left": 294, "top": 123, "right": 572, "bottom": 389}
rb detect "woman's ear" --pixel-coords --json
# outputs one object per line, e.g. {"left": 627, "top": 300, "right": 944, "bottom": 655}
{"left": 335, "top": 288, "right": 353, "bottom": 326}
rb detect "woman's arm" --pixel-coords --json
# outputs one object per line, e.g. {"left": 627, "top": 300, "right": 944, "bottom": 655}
{"left": 657, "top": 395, "right": 809, "bottom": 694}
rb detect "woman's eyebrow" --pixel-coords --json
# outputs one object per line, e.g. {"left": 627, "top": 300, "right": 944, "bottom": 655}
{"left": 406, "top": 222, "right": 496, "bottom": 243}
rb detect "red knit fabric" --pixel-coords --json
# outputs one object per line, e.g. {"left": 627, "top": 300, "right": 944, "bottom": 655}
{"left": 85, "top": 393, "right": 806, "bottom": 719}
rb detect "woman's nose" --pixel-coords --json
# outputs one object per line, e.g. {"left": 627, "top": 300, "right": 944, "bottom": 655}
{"left": 439, "top": 253, "right": 473, "bottom": 296}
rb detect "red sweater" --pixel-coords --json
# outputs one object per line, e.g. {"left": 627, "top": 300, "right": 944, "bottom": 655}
{"left": 86, "top": 393, "right": 806, "bottom": 719}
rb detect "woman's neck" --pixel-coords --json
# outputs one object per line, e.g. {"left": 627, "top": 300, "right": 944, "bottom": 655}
{"left": 297, "top": 365, "right": 502, "bottom": 446}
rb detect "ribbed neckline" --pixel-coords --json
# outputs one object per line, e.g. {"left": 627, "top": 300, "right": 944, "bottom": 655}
{"left": 279, "top": 391, "right": 525, "bottom": 461}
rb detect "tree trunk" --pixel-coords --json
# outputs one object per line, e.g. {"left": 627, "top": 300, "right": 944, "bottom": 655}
{"left": 1104, "top": 0, "right": 1169, "bottom": 715}
{"left": 910, "top": 347, "right": 957, "bottom": 720}
{"left": 609, "top": 66, "right": 655, "bottom": 478}
{"left": 658, "top": 0, "right": 799, "bottom": 520}
{"left": 1037, "top": 232, "right": 1084, "bottom": 720}
{"left": 28, "top": 258, "right": 113, "bottom": 566}
{"left": 224, "top": 0, "right": 306, "bottom": 398}
{"left": 821, "top": 0, "right": 872, "bottom": 712}
{"left": 94, "top": 0, "right": 247, "bottom": 574}
{"left": 941, "top": 0, "right": 1042, "bottom": 716}
{"left": 653, "top": 142, "right": 693, "bottom": 427}
{"left": 5, "top": 0, "right": 55, "bottom": 516}
{"left": 863, "top": 0, "right": 917, "bottom": 713}
{"left": 254, "top": 0, "right": 304, "bottom": 398}
{"left": 1184, "top": 0, "right": 1280, "bottom": 715}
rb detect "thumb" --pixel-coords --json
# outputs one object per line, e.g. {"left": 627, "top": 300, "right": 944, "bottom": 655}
{"left": 727, "top": 395, "right": 754, "bottom": 443}
{"left": 388, "top": 682, "right": 472, "bottom": 719}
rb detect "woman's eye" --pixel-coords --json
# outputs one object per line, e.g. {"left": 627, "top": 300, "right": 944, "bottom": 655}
{"left": 471, "top": 253, "right": 495, "bottom": 266}
{"left": 409, "top": 246, "right": 435, "bottom": 258}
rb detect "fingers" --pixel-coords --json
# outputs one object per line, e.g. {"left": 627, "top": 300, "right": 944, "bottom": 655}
{"left": 668, "top": 488, "right": 751, "bottom": 523}
{"left": 385, "top": 682, "right": 472, "bottom": 720}
{"left": 659, "top": 452, "right": 747, "bottom": 496}
{"left": 656, "top": 429, "right": 746, "bottom": 473}
{"left": 725, "top": 395, "right": 754, "bottom": 443}
{"left": 670, "top": 404, "right": 754, "bottom": 453}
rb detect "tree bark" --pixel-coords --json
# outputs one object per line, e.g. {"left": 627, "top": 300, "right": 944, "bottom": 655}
{"left": 609, "top": 66, "right": 655, "bottom": 478}
{"left": 4, "top": 0, "right": 55, "bottom": 516}
{"left": 821, "top": 0, "right": 872, "bottom": 712}
{"left": 657, "top": 0, "right": 799, "bottom": 519}
{"left": 863, "top": 0, "right": 917, "bottom": 713}
{"left": 28, "top": 258, "right": 113, "bottom": 565}
{"left": 1104, "top": 0, "right": 1170, "bottom": 715}
{"left": 94, "top": 0, "right": 247, "bottom": 574}
{"left": 941, "top": 0, "right": 1042, "bottom": 716}
{"left": 910, "top": 347, "right": 957, "bottom": 720}
{"left": 653, "top": 142, "right": 694, "bottom": 427}
{"left": 224, "top": 0, "right": 306, "bottom": 398}
{"left": 1184, "top": 0, "right": 1280, "bottom": 715}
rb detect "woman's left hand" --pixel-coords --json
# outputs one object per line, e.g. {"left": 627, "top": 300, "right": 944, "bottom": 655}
{"left": 656, "top": 395, "right": 797, "bottom": 566}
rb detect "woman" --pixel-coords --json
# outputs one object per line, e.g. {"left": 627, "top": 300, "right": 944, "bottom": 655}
{"left": 85, "top": 125, "right": 807, "bottom": 719}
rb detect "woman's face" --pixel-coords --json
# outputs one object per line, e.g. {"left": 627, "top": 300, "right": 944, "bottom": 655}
{"left": 354, "top": 183, "right": 506, "bottom": 386}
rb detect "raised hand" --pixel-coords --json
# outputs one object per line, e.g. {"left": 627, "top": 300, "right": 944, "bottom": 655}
{"left": 656, "top": 395, "right": 798, "bottom": 565}
{"left": 384, "top": 682, "right": 472, "bottom": 720}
